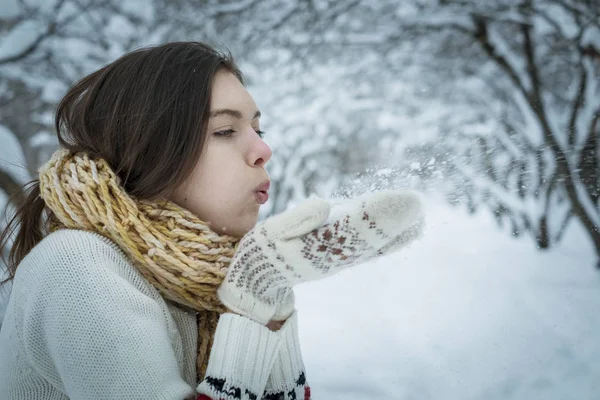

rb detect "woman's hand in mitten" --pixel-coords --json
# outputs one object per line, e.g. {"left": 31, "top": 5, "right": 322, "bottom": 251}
{"left": 217, "top": 190, "right": 424, "bottom": 325}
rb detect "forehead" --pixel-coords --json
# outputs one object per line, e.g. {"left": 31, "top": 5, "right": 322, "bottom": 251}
{"left": 210, "top": 70, "right": 256, "bottom": 112}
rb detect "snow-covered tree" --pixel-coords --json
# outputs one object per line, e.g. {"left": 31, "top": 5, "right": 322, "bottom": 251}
{"left": 398, "top": 0, "right": 600, "bottom": 262}
{"left": 0, "top": 0, "right": 163, "bottom": 200}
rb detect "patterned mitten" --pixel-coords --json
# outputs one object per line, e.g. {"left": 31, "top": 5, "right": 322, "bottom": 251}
{"left": 218, "top": 190, "right": 424, "bottom": 324}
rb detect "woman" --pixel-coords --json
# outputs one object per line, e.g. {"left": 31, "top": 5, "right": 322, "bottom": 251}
{"left": 0, "top": 42, "right": 424, "bottom": 399}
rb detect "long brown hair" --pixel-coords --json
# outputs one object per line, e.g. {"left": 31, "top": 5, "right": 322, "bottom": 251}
{"left": 0, "top": 41, "right": 244, "bottom": 287}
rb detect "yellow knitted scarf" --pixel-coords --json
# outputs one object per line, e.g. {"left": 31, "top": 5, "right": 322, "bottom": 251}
{"left": 38, "top": 148, "right": 240, "bottom": 382}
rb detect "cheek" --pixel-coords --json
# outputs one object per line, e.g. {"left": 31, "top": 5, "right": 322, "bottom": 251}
{"left": 173, "top": 141, "right": 260, "bottom": 236}
{"left": 200, "top": 145, "right": 250, "bottom": 202}
{"left": 181, "top": 164, "right": 258, "bottom": 235}
{"left": 199, "top": 166, "right": 242, "bottom": 203}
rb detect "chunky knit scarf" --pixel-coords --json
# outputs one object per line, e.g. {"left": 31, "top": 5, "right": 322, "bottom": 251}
{"left": 38, "top": 149, "right": 240, "bottom": 382}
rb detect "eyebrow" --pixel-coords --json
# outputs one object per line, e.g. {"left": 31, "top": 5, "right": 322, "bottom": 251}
{"left": 209, "top": 109, "right": 261, "bottom": 120}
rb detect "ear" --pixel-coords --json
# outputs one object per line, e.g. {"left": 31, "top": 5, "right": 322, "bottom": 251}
{"left": 261, "top": 197, "right": 331, "bottom": 240}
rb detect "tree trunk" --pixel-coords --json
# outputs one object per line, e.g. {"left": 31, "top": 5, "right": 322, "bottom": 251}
{"left": 537, "top": 215, "right": 549, "bottom": 249}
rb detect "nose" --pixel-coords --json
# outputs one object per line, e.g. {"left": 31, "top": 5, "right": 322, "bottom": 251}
{"left": 249, "top": 130, "right": 272, "bottom": 167}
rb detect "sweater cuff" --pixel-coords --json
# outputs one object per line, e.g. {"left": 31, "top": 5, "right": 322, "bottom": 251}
{"left": 263, "top": 311, "right": 309, "bottom": 399}
{"left": 196, "top": 313, "right": 282, "bottom": 400}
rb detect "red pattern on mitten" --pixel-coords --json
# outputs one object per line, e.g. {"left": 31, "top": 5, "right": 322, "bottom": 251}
{"left": 304, "top": 385, "right": 311, "bottom": 399}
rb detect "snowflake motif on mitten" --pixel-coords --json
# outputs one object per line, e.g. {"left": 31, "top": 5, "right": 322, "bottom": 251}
{"left": 299, "top": 210, "right": 384, "bottom": 275}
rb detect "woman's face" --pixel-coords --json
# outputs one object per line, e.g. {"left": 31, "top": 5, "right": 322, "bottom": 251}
{"left": 170, "top": 70, "right": 272, "bottom": 237}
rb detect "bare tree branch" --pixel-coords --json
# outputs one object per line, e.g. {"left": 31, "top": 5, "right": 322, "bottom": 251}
{"left": 470, "top": 16, "right": 530, "bottom": 102}
{"left": 568, "top": 63, "right": 587, "bottom": 146}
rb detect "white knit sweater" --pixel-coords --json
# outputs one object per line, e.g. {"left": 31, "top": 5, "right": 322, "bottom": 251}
{"left": 0, "top": 229, "right": 309, "bottom": 400}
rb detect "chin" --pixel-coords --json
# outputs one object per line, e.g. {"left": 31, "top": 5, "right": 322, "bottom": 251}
{"left": 216, "top": 218, "right": 258, "bottom": 238}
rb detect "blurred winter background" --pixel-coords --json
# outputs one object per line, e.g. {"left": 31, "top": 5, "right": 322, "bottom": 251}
{"left": 0, "top": 0, "right": 599, "bottom": 398}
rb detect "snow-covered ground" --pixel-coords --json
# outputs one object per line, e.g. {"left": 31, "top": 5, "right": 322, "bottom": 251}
{"left": 296, "top": 196, "right": 599, "bottom": 400}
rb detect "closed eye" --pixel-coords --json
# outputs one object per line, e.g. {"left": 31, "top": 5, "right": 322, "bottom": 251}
{"left": 214, "top": 129, "right": 235, "bottom": 137}
{"left": 213, "top": 129, "right": 265, "bottom": 139}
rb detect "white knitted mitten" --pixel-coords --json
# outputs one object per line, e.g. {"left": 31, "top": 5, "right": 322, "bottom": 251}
{"left": 218, "top": 190, "right": 424, "bottom": 324}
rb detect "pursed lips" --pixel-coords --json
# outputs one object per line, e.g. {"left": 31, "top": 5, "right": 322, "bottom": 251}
{"left": 254, "top": 180, "right": 270, "bottom": 204}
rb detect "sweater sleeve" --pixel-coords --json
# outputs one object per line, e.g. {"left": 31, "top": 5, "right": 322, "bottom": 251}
{"left": 196, "top": 313, "right": 283, "bottom": 400}
{"left": 261, "top": 311, "right": 311, "bottom": 400}
{"left": 18, "top": 256, "right": 196, "bottom": 400}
